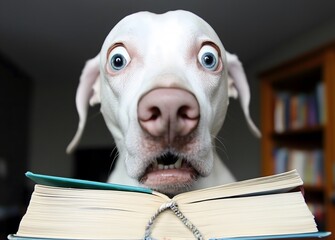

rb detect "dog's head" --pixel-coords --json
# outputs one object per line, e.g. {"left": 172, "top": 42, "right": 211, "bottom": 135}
{"left": 67, "top": 10, "right": 260, "bottom": 195}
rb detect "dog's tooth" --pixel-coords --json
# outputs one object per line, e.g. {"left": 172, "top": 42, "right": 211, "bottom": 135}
{"left": 169, "top": 164, "right": 175, "bottom": 169}
{"left": 174, "top": 158, "right": 183, "bottom": 169}
{"left": 158, "top": 164, "right": 164, "bottom": 170}
{"left": 164, "top": 165, "right": 169, "bottom": 170}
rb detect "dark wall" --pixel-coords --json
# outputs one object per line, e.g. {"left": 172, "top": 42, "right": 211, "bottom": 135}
{"left": 0, "top": 53, "right": 32, "bottom": 238}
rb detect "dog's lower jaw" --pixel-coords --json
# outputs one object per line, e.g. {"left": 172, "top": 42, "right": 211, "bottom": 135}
{"left": 139, "top": 163, "right": 199, "bottom": 195}
{"left": 137, "top": 154, "right": 236, "bottom": 195}
{"left": 108, "top": 150, "right": 235, "bottom": 196}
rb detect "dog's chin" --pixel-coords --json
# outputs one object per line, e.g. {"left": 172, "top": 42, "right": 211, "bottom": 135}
{"left": 139, "top": 155, "right": 199, "bottom": 196}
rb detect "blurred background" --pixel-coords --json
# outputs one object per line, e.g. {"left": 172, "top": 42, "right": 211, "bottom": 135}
{"left": 1, "top": 0, "right": 335, "bottom": 238}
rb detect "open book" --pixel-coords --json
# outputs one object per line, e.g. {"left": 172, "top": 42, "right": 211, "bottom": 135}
{"left": 9, "top": 170, "right": 331, "bottom": 240}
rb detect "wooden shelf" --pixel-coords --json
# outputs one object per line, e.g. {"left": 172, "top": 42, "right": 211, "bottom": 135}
{"left": 271, "top": 126, "right": 324, "bottom": 149}
{"left": 272, "top": 125, "right": 324, "bottom": 136}
{"left": 260, "top": 42, "right": 335, "bottom": 234}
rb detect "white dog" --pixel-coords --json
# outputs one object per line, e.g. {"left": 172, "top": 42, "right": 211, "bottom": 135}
{"left": 66, "top": 10, "right": 260, "bottom": 195}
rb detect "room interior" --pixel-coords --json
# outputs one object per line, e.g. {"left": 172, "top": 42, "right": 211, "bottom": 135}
{"left": 1, "top": 0, "right": 335, "bottom": 238}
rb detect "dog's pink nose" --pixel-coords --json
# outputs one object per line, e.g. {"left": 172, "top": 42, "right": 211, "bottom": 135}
{"left": 138, "top": 88, "right": 200, "bottom": 143}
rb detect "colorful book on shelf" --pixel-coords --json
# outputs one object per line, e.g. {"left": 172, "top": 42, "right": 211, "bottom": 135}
{"left": 274, "top": 92, "right": 290, "bottom": 133}
{"left": 316, "top": 82, "right": 326, "bottom": 125}
{"left": 273, "top": 82, "right": 325, "bottom": 133}
{"left": 273, "top": 148, "right": 324, "bottom": 186}
{"left": 9, "top": 170, "right": 331, "bottom": 240}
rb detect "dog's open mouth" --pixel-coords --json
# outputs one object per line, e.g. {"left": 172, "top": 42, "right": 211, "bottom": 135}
{"left": 139, "top": 152, "right": 199, "bottom": 193}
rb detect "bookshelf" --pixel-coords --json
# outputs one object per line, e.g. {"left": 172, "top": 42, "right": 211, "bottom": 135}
{"left": 260, "top": 42, "right": 335, "bottom": 234}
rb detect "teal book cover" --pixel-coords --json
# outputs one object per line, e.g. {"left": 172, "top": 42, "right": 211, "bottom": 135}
{"left": 25, "top": 171, "right": 152, "bottom": 193}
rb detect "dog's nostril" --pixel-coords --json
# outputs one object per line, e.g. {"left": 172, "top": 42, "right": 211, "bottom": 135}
{"left": 178, "top": 106, "right": 197, "bottom": 120}
{"left": 178, "top": 106, "right": 188, "bottom": 119}
{"left": 149, "top": 107, "right": 161, "bottom": 121}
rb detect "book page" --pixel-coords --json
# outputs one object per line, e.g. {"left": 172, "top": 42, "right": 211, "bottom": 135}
{"left": 17, "top": 185, "right": 168, "bottom": 239}
{"left": 176, "top": 192, "right": 317, "bottom": 239}
{"left": 173, "top": 170, "right": 302, "bottom": 204}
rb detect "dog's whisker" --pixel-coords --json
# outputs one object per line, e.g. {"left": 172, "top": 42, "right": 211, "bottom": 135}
{"left": 108, "top": 146, "right": 119, "bottom": 175}
{"left": 211, "top": 134, "right": 230, "bottom": 161}
{"left": 110, "top": 151, "right": 119, "bottom": 167}
{"left": 213, "top": 135, "right": 226, "bottom": 150}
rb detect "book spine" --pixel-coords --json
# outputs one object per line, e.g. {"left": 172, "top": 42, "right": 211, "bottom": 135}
{"left": 316, "top": 82, "right": 326, "bottom": 125}
{"left": 273, "top": 93, "right": 289, "bottom": 133}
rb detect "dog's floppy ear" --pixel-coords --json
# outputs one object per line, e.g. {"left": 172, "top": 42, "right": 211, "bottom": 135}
{"left": 66, "top": 54, "right": 101, "bottom": 153}
{"left": 226, "top": 52, "right": 261, "bottom": 137}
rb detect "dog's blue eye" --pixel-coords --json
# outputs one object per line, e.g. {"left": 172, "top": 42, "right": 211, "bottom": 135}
{"left": 108, "top": 46, "right": 131, "bottom": 72}
{"left": 201, "top": 53, "right": 216, "bottom": 69}
{"left": 111, "top": 54, "right": 127, "bottom": 70}
{"left": 198, "top": 45, "right": 220, "bottom": 71}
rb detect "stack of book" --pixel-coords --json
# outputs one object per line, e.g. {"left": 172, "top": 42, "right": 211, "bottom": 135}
{"left": 8, "top": 171, "right": 331, "bottom": 240}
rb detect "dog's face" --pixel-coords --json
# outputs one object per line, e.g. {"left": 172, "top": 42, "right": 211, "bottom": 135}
{"left": 100, "top": 11, "right": 229, "bottom": 194}
{"left": 67, "top": 10, "right": 260, "bottom": 195}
